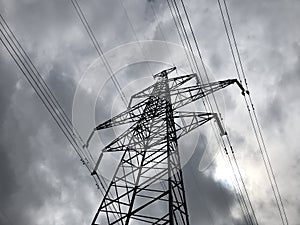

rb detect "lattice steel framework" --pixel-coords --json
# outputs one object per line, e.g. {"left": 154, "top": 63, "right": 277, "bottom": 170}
{"left": 90, "top": 67, "right": 243, "bottom": 225}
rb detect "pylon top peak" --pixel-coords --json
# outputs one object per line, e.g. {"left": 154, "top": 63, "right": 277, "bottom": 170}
{"left": 153, "top": 66, "right": 176, "bottom": 79}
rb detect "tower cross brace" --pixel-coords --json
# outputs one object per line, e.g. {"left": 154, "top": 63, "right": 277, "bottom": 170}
{"left": 90, "top": 67, "right": 243, "bottom": 225}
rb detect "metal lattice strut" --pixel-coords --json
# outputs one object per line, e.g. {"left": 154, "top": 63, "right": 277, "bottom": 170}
{"left": 91, "top": 68, "right": 243, "bottom": 225}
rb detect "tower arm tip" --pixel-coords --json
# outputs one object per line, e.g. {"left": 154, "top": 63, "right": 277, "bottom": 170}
{"left": 233, "top": 79, "right": 247, "bottom": 95}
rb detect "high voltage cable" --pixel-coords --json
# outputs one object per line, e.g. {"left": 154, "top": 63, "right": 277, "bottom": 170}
{"left": 1, "top": 0, "right": 284, "bottom": 223}
{"left": 118, "top": 0, "right": 154, "bottom": 77}
{"left": 70, "top": 1, "right": 180, "bottom": 221}
{"left": 0, "top": 14, "right": 96, "bottom": 165}
{"left": 169, "top": 0, "right": 259, "bottom": 223}
{"left": 149, "top": 1, "right": 175, "bottom": 66}
{"left": 221, "top": 2, "right": 289, "bottom": 224}
{"left": 214, "top": 124, "right": 254, "bottom": 224}
{"left": 177, "top": 1, "right": 260, "bottom": 224}
{"left": 0, "top": 11, "right": 122, "bottom": 224}
{"left": 170, "top": 0, "right": 222, "bottom": 187}
{"left": 171, "top": 0, "right": 200, "bottom": 76}
{"left": 0, "top": 12, "right": 114, "bottom": 215}
{"left": 169, "top": 0, "right": 219, "bottom": 139}
{"left": 226, "top": 141, "right": 259, "bottom": 225}
{"left": 167, "top": 0, "right": 195, "bottom": 73}
{"left": 213, "top": 112, "right": 256, "bottom": 224}
{"left": 0, "top": 15, "right": 90, "bottom": 166}
{"left": 70, "top": 1, "right": 135, "bottom": 222}
{"left": 0, "top": 14, "right": 110, "bottom": 192}
{"left": 118, "top": 0, "right": 173, "bottom": 203}
{"left": 70, "top": 0, "right": 128, "bottom": 107}
{"left": 168, "top": 0, "right": 253, "bottom": 222}
{"left": 218, "top": 144, "right": 253, "bottom": 224}
{"left": 217, "top": 0, "right": 289, "bottom": 224}
{"left": 167, "top": 2, "right": 229, "bottom": 195}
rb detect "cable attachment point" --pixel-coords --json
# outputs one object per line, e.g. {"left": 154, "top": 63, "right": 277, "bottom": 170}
{"left": 224, "top": 148, "right": 228, "bottom": 155}
{"left": 213, "top": 113, "right": 226, "bottom": 136}
{"left": 80, "top": 158, "right": 86, "bottom": 165}
{"left": 234, "top": 79, "right": 247, "bottom": 96}
{"left": 92, "top": 151, "right": 104, "bottom": 176}
{"left": 153, "top": 67, "right": 176, "bottom": 79}
{"left": 83, "top": 128, "right": 96, "bottom": 149}
{"left": 230, "top": 145, "right": 234, "bottom": 154}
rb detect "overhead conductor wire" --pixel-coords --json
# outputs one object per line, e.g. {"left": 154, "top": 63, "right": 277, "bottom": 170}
{"left": 70, "top": 0, "right": 128, "bottom": 107}
{"left": 167, "top": 0, "right": 250, "bottom": 223}
{"left": 170, "top": 0, "right": 260, "bottom": 224}
{"left": 218, "top": 0, "right": 289, "bottom": 224}
{"left": 0, "top": 14, "right": 106, "bottom": 191}
{"left": 119, "top": 2, "right": 186, "bottom": 217}
{"left": 167, "top": 0, "right": 196, "bottom": 73}
{"left": 118, "top": 0, "right": 154, "bottom": 76}
{"left": 70, "top": 0, "right": 138, "bottom": 223}
{"left": 149, "top": 0, "right": 175, "bottom": 67}
{"left": 180, "top": 0, "right": 259, "bottom": 223}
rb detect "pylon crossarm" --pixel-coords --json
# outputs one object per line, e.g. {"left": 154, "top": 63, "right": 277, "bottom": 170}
{"left": 129, "top": 73, "right": 197, "bottom": 107}
{"left": 96, "top": 98, "right": 150, "bottom": 130}
{"left": 92, "top": 120, "right": 169, "bottom": 176}
{"left": 168, "top": 73, "right": 197, "bottom": 90}
{"left": 86, "top": 75, "right": 189, "bottom": 148}
{"left": 91, "top": 124, "right": 139, "bottom": 175}
{"left": 171, "top": 79, "right": 238, "bottom": 109}
{"left": 91, "top": 69, "right": 236, "bottom": 225}
{"left": 128, "top": 82, "right": 157, "bottom": 107}
{"left": 153, "top": 67, "right": 176, "bottom": 79}
{"left": 100, "top": 122, "right": 165, "bottom": 155}
{"left": 93, "top": 101, "right": 169, "bottom": 175}
{"left": 173, "top": 111, "right": 216, "bottom": 139}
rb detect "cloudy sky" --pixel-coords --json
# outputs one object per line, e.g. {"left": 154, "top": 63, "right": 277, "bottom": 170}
{"left": 1, "top": 0, "right": 300, "bottom": 224}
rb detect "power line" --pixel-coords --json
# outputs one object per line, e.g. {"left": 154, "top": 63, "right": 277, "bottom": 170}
{"left": 90, "top": 68, "right": 240, "bottom": 224}
{"left": 171, "top": 0, "right": 201, "bottom": 76}
{"left": 169, "top": 1, "right": 247, "bottom": 223}
{"left": 0, "top": 15, "right": 90, "bottom": 165}
{"left": 0, "top": 13, "right": 94, "bottom": 161}
{"left": 70, "top": 0, "right": 128, "bottom": 107}
{"left": 149, "top": 0, "right": 175, "bottom": 66}
{"left": 118, "top": 0, "right": 154, "bottom": 77}
{"left": 0, "top": 12, "right": 113, "bottom": 202}
{"left": 222, "top": 3, "right": 289, "bottom": 223}
{"left": 167, "top": 0, "right": 196, "bottom": 73}
{"left": 217, "top": 0, "right": 289, "bottom": 224}
{"left": 170, "top": 1, "right": 259, "bottom": 223}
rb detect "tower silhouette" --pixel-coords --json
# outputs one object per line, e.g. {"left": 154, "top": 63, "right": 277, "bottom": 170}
{"left": 91, "top": 67, "right": 242, "bottom": 225}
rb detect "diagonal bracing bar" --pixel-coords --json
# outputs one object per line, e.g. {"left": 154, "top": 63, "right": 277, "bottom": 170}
{"left": 90, "top": 68, "right": 243, "bottom": 225}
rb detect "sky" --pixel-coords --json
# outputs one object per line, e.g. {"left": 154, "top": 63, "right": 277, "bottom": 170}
{"left": 0, "top": 0, "right": 300, "bottom": 224}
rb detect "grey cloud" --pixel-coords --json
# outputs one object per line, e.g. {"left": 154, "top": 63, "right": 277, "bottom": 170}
{"left": 46, "top": 62, "right": 77, "bottom": 118}
{"left": 183, "top": 135, "right": 243, "bottom": 224}
{"left": 1, "top": 0, "right": 300, "bottom": 224}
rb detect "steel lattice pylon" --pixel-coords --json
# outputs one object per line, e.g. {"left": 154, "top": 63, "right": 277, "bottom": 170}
{"left": 90, "top": 68, "right": 243, "bottom": 225}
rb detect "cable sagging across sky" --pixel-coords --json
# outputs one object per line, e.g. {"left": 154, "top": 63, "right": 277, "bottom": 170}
{"left": 217, "top": 0, "right": 289, "bottom": 224}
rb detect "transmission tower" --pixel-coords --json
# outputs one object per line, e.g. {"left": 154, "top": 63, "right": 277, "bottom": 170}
{"left": 90, "top": 67, "right": 244, "bottom": 225}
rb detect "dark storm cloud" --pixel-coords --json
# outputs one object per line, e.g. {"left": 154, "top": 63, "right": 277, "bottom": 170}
{"left": 277, "top": 43, "right": 300, "bottom": 98}
{"left": 0, "top": 57, "right": 98, "bottom": 225}
{"left": 0, "top": 1, "right": 100, "bottom": 223}
{"left": 0, "top": 57, "right": 28, "bottom": 225}
{"left": 46, "top": 62, "right": 77, "bottom": 118}
{"left": 0, "top": 59, "right": 17, "bottom": 121}
{"left": 1, "top": 0, "right": 300, "bottom": 224}
{"left": 0, "top": 69, "right": 55, "bottom": 225}
{"left": 183, "top": 135, "right": 242, "bottom": 224}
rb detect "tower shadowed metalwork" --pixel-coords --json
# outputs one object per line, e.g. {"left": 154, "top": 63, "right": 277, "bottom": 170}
{"left": 91, "top": 67, "right": 242, "bottom": 225}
